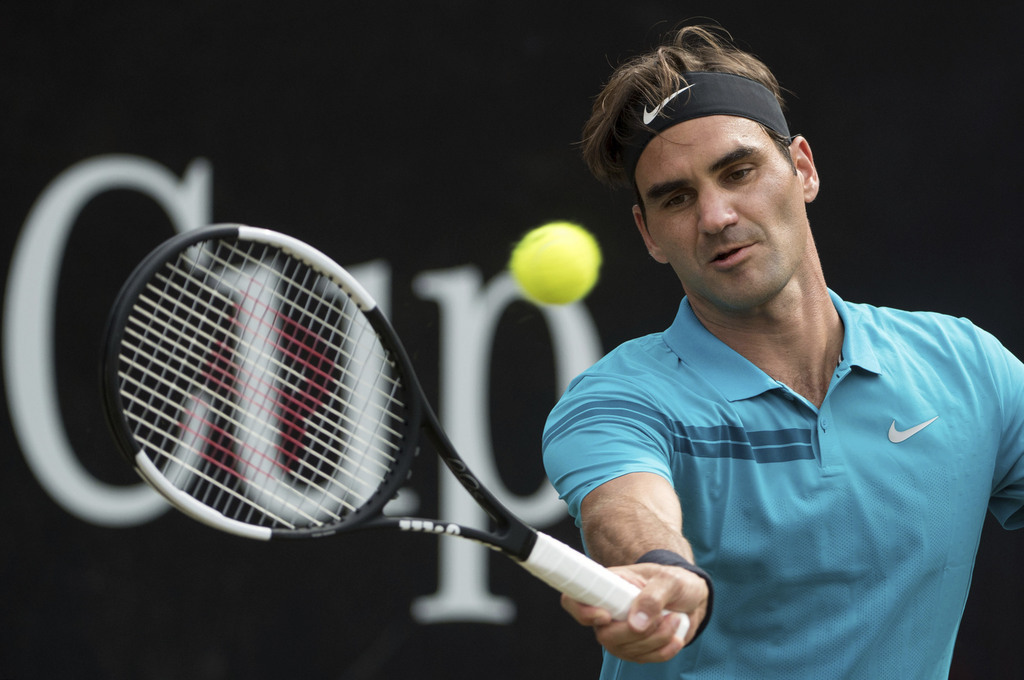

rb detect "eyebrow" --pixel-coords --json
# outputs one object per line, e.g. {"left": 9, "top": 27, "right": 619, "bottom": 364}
{"left": 710, "top": 145, "right": 758, "bottom": 173}
{"left": 643, "top": 145, "right": 761, "bottom": 203}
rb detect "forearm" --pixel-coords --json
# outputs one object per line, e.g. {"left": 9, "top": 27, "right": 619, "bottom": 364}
{"left": 583, "top": 496, "right": 693, "bottom": 565}
{"left": 580, "top": 472, "right": 695, "bottom": 566}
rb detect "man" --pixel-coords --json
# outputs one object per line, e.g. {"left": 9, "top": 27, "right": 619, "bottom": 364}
{"left": 542, "top": 24, "right": 1024, "bottom": 679}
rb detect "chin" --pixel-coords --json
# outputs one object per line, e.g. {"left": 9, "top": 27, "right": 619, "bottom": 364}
{"left": 688, "top": 279, "right": 790, "bottom": 314}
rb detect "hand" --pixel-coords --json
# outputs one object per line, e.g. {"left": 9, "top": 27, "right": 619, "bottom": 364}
{"left": 560, "top": 562, "right": 709, "bottom": 663}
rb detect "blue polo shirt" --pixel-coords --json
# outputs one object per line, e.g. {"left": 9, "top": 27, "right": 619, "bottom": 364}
{"left": 543, "top": 291, "right": 1024, "bottom": 679}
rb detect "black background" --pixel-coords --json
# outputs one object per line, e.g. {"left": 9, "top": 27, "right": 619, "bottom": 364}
{"left": 2, "top": 2, "right": 1023, "bottom": 678}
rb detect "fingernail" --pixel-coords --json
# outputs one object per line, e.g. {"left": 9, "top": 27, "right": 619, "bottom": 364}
{"left": 630, "top": 611, "right": 650, "bottom": 629}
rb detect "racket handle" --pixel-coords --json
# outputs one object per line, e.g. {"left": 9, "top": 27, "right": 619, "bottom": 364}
{"left": 520, "top": 531, "right": 690, "bottom": 641}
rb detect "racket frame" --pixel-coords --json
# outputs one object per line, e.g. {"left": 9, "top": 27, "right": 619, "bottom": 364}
{"left": 101, "top": 224, "right": 536, "bottom": 557}
{"left": 100, "top": 223, "right": 689, "bottom": 639}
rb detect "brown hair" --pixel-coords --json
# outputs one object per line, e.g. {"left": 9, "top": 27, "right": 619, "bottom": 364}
{"left": 581, "top": 25, "right": 788, "bottom": 188}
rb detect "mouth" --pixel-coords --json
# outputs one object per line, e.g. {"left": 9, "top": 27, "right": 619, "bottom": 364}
{"left": 710, "top": 244, "right": 751, "bottom": 267}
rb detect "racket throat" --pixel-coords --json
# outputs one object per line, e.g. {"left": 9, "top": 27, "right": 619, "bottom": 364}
{"left": 490, "top": 518, "right": 537, "bottom": 561}
{"left": 395, "top": 515, "right": 537, "bottom": 560}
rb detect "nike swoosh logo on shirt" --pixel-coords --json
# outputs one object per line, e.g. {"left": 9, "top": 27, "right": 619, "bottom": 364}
{"left": 887, "top": 416, "right": 939, "bottom": 443}
{"left": 643, "top": 84, "right": 696, "bottom": 125}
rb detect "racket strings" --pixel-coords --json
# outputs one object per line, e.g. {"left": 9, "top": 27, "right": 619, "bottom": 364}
{"left": 131, "top": 241, "right": 395, "bottom": 522}
{"left": 133, "top": 269, "right": 398, "bottom": 475}
{"left": 116, "top": 238, "right": 411, "bottom": 530}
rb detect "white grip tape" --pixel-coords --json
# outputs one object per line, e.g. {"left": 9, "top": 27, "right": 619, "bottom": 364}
{"left": 520, "top": 532, "right": 690, "bottom": 641}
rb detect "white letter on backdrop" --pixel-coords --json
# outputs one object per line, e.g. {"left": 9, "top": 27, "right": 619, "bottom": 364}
{"left": 4, "top": 155, "right": 211, "bottom": 525}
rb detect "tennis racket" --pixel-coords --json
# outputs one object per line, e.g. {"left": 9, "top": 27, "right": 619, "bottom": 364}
{"left": 100, "top": 224, "right": 689, "bottom": 638}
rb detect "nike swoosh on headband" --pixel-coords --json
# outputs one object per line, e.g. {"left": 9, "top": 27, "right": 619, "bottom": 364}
{"left": 624, "top": 72, "right": 791, "bottom": 182}
{"left": 887, "top": 416, "right": 939, "bottom": 444}
{"left": 643, "top": 84, "right": 696, "bottom": 125}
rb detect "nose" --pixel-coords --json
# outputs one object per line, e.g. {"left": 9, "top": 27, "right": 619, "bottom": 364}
{"left": 697, "top": 187, "right": 738, "bottom": 235}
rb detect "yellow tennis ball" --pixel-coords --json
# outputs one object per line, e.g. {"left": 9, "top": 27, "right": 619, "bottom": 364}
{"left": 509, "top": 222, "right": 602, "bottom": 305}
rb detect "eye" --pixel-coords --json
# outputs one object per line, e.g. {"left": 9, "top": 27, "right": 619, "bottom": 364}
{"left": 664, "top": 190, "right": 695, "bottom": 209}
{"left": 726, "top": 167, "right": 754, "bottom": 182}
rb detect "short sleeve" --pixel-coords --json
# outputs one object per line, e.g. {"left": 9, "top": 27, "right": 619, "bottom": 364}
{"left": 542, "top": 374, "right": 676, "bottom": 525}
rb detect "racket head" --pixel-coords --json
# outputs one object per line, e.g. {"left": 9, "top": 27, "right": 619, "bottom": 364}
{"left": 101, "top": 224, "right": 422, "bottom": 539}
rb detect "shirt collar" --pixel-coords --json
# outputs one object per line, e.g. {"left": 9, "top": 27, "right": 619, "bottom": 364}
{"left": 828, "top": 289, "right": 881, "bottom": 376}
{"left": 661, "top": 290, "right": 881, "bottom": 402}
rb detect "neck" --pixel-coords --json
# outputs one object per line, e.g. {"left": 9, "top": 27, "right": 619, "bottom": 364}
{"left": 691, "top": 280, "right": 843, "bottom": 408}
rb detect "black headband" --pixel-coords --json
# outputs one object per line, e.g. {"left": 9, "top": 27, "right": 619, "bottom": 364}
{"left": 623, "top": 71, "right": 791, "bottom": 182}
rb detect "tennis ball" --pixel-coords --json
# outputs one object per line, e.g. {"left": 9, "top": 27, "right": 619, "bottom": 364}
{"left": 509, "top": 222, "right": 602, "bottom": 305}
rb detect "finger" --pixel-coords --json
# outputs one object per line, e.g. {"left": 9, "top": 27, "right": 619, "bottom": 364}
{"left": 637, "top": 614, "right": 687, "bottom": 662}
{"left": 632, "top": 614, "right": 687, "bottom": 662}
{"left": 628, "top": 563, "right": 709, "bottom": 633}
{"left": 627, "top": 581, "right": 675, "bottom": 634}
{"left": 595, "top": 614, "right": 686, "bottom": 663}
{"left": 560, "top": 593, "right": 613, "bottom": 627}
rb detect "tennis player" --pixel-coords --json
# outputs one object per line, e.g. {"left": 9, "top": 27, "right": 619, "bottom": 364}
{"left": 543, "top": 24, "right": 1024, "bottom": 679}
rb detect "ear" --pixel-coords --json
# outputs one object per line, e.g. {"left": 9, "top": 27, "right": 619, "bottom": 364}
{"left": 790, "top": 136, "right": 820, "bottom": 203}
{"left": 633, "top": 204, "right": 669, "bottom": 264}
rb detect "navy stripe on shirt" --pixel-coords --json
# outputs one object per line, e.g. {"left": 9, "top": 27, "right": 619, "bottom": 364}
{"left": 545, "top": 400, "right": 814, "bottom": 463}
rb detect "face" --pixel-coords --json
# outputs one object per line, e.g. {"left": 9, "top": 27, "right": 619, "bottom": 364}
{"left": 632, "top": 115, "right": 820, "bottom": 317}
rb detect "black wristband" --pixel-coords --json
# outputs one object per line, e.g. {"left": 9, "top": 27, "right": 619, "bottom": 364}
{"left": 636, "top": 549, "right": 714, "bottom": 640}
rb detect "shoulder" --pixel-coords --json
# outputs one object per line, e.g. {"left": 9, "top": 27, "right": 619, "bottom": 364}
{"left": 843, "top": 298, "right": 969, "bottom": 332}
{"left": 545, "top": 333, "right": 677, "bottom": 436}
{"left": 844, "top": 299, "right": 1000, "bottom": 356}
{"left": 551, "top": 329, "right": 732, "bottom": 420}
{"left": 842, "top": 298, "right": 1022, "bottom": 390}
{"left": 577, "top": 331, "right": 676, "bottom": 377}
{"left": 542, "top": 328, "right": 741, "bottom": 472}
